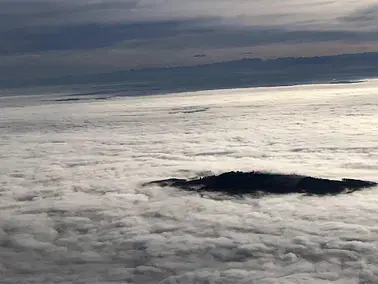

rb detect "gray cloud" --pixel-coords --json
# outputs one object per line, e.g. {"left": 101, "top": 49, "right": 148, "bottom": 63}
{"left": 1, "top": 0, "right": 378, "bottom": 81}
{"left": 0, "top": 21, "right": 202, "bottom": 54}
{"left": 339, "top": 4, "right": 378, "bottom": 27}
{"left": 0, "top": 0, "right": 376, "bottom": 31}
{"left": 3, "top": 21, "right": 378, "bottom": 55}
{"left": 118, "top": 27, "right": 378, "bottom": 50}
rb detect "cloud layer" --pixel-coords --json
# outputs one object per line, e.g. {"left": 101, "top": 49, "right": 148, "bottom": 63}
{"left": 1, "top": 0, "right": 378, "bottom": 82}
{"left": 1, "top": 80, "right": 378, "bottom": 283}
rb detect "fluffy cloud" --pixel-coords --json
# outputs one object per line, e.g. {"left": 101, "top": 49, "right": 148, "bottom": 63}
{"left": 1, "top": 80, "right": 378, "bottom": 283}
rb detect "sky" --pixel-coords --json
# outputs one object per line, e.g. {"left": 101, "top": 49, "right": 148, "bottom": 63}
{"left": 1, "top": 0, "right": 378, "bottom": 80}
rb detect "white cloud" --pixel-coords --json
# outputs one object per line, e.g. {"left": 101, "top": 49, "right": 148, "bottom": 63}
{"left": 1, "top": 80, "right": 378, "bottom": 283}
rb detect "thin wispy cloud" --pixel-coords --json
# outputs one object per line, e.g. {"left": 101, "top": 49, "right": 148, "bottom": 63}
{"left": 340, "top": 3, "right": 378, "bottom": 27}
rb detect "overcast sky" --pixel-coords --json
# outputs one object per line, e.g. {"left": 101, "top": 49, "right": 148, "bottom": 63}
{"left": 1, "top": 0, "right": 378, "bottom": 80}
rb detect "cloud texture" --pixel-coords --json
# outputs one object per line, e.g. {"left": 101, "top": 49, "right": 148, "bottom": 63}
{"left": 1, "top": 80, "right": 378, "bottom": 283}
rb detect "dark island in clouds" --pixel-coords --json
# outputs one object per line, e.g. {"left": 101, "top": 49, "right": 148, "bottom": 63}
{"left": 145, "top": 171, "right": 378, "bottom": 197}
{"left": 2, "top": 52, "right": 378, "bottom": 95}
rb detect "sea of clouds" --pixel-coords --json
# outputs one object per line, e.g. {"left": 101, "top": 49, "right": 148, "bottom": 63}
{"left": 1, "top": 80, "right": 378, "bottom": 283}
